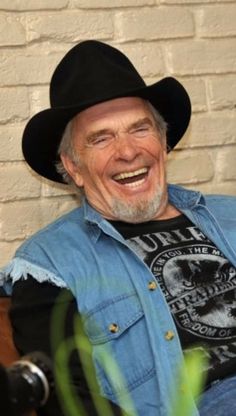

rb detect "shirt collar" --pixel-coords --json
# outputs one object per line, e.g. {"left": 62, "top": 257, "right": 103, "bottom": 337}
{"left": 82, "top": 197, "right": 125, "bottom": 244}
{"left": 168, "top": 184, "right": 205, "bottom": 209}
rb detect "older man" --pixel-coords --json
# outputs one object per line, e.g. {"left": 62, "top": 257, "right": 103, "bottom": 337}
{"left": 1, "top": 40, "right": 236, "bottom": 416}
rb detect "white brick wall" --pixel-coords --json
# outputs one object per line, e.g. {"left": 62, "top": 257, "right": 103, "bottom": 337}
{"left": 0, "top": 0, "right": 236, "bottom": 266}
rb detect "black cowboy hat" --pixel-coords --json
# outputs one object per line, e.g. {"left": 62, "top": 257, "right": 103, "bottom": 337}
{"left": 22, "top": 40, "right": 191, "bottom": 184}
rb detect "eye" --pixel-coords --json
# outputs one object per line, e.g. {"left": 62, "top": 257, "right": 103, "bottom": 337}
{"left": 132, "top": 124, "right": 152, "bottom": 138}
{"left": 87, "top": 134, "right": 113, "bottom": 148}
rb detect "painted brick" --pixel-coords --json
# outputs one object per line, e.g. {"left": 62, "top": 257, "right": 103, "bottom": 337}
{"left": 0, "top": 51, "right": 63, "bottom": 86}
{"left": 26, "top": 11, "right": 113, "bottom": 43}
{"left": 29, "top": 86, "right": 49, "bottom": 115}
{"left": 166, "top": 39, "right": 236, "bottom": 75}
{"left": 198, "top": 5, "right": 236, "bottom": 38}
{"left": 41, "top": 180, "right": 76, "bottom": 197}
{"left": 0, "top": 197, "right": 77, "bottom": 241}
{"left": 208, "top": 76, "right": 236, "bottom": 110}
{"left": 0, "top": 88, "right": 30, "bottom": 123}
{"left": 167, "top": 151, "right": 214, "bottom": 184}
{"left": 0, "top": 241, "right": 22, "bottom": 268}
{"left": 72, "top": 0, "right": 154, "bottom": 7}
{"left": 0, "top": 0, "right": 69, "bottom": 11}
{"left": 179, "top": 113, "right": 236, "bottom": 149}
{"left": 0, "top": 14, "right": 26, "bottom": 46}
{"left": 0, "top": 200, "right": 42, "bottom": 241}
{"left": 181, "top": 78, "right": 207, "bottom": 113}
{"left": 120, "top": 42, "right": 165, "bottom": 77}
{"left": 0, "top": 125, "right": 24, "bottom": 161}
{"left": 160, "top": 0, "right": 236, "bottom": 3}
{"left": 115, "top": 7, "right": 194, "bottom": 41}
{"left": 0, "top": 162, "right": 41, "bottom": 201}
{"left": 194, "top": 182, "right": 236, "bottom": 197}
{"left": 216, "top": 146, "right": 236, "bottom": 181}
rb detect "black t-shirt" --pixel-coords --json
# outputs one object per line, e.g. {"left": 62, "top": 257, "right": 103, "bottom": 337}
{"left": 112, "top": 214, "right": 236, "bottom": 385}
{"left": 9, "top": 214, "right": 236, "bottom": 414}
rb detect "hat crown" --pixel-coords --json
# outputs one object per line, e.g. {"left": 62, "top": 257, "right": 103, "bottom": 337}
{"left": 50, "top": 40, "right": 146, "bottom": 109}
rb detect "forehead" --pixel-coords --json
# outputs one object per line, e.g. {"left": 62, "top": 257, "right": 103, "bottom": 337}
{"left": 73, "top": 97, "right": 153, "bottom": 134}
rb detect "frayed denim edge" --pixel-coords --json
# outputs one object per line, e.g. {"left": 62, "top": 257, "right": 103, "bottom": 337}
{"left": 0, "top": 257, "right": 67, "bottom": 294}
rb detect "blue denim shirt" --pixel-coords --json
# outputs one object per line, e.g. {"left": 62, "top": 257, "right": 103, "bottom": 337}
{"left": 1, "top": 184, "right": 236, "bottom": 416}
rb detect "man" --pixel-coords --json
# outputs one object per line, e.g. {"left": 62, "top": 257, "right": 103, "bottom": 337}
{"left": 1, "top": 40, "right": 236, "bottom": 416}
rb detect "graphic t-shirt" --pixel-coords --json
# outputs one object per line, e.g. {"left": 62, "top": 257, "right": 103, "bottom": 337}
{"left": 111, "top": 214, "right": 236, "bottom": 386}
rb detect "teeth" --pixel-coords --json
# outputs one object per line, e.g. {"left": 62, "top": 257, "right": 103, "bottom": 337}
{"left": 113, "top": 167, "right": 148, "bottom": 181}
{"left": 124, "top": 178, "right": 146, "bottom": 188}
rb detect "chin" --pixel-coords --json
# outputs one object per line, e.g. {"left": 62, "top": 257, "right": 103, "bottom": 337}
{"left": 111, "top": 188, "right": 164, "bottom": 223}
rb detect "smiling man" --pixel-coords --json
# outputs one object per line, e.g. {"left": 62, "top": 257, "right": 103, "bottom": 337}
{"left": 60, "top": 97, "right": 178, "bottom": 223}
{"left": 1, "top": 41, "right": 236, "bottom": 416}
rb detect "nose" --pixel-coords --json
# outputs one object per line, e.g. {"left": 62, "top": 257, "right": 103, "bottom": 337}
{"left": 114, "top": 131, "right": 139, "bottom": 161}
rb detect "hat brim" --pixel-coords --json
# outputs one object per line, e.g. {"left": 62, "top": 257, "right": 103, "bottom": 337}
{"left": 22, "top": 77, "right": 191, "bottom": 184}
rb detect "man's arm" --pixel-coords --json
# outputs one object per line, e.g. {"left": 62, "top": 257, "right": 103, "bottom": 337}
{"left": 10, "top": 277, "right": 125, "bottom": 416}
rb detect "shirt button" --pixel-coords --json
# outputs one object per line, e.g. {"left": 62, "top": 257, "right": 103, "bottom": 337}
{"left": 109, "top": 323, "right": 119, "bottom": 333}
{"left": 148, "top": 281, "right": 157, "bottom": 291}
{"left": 165, "top": 330, "right": 175, "bottom": 341}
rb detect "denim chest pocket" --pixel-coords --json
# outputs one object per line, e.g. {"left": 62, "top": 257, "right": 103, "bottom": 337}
{"left": 83, "top": 293, "right": 156, "bottom": 399}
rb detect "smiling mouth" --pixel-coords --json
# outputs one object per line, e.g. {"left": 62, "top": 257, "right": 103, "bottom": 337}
{"left": 113, "top": 167, "right": 149, "bottom": 187}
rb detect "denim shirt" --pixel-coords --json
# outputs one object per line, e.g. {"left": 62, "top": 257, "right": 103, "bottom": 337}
{"left": 1, "top": 184, "right": 236, "bottom": 416}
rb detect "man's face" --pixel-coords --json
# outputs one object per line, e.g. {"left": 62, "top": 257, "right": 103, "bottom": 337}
{"left": 62, "top": 97, "right": 169, "bottom": 223}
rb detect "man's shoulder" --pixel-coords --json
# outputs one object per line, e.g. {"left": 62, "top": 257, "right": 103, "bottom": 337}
{"left": 168, "top": 184, "right": 236, "bottom": 213}
{"left": 204, "top": 193, "right": 236, "bottom": 203}
{"left": 203, "top": 193, "right": 236, "bottom": 216}
{"left": 0, "top": 206, "right": 87, "bottom": 289}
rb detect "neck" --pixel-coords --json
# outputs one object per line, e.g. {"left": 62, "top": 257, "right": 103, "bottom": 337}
{"left": 153, "top": 203, "right": 182, "bottom": 221}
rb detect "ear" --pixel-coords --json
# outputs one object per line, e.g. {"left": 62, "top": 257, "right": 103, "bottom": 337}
{"left": 60, "top": 153, "right": 84, "bottom": 187}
